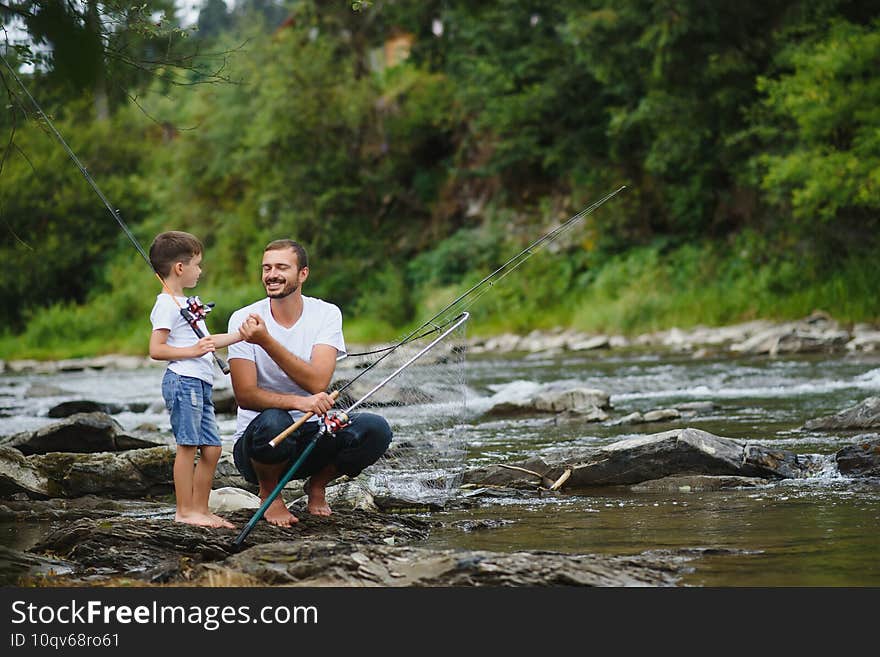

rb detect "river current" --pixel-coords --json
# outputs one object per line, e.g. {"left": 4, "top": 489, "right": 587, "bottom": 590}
{"left": 2, "top": 347, "right": 879, "bottom": 586}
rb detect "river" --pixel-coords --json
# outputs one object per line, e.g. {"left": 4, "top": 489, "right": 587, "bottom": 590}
{"left": 2, "top": 347, "right": 879, "bottom": 586}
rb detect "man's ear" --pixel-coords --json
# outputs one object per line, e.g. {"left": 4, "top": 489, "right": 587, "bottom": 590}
{"left": 299, "top": 266, "right": 309, "bottom": 283}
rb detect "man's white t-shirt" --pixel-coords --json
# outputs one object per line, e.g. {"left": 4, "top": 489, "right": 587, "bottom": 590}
{"left": 149, "top": 293, "right": 216, "bottom": 384}
{"left": 227, "top": 296, "right": 346, "bottom": 440}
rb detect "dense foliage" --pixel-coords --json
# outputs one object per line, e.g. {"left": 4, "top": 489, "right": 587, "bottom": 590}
{"left": 1, "top": 0, "right": 878, "bottom": 358}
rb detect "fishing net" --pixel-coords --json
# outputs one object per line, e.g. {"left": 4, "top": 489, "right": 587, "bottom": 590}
{"left": 332, "top": 318, "right": 471, "bottom": 506}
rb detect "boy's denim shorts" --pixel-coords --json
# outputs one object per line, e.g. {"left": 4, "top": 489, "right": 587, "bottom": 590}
{"left": 161, "top": 370, "right": 222, "bottom": 447}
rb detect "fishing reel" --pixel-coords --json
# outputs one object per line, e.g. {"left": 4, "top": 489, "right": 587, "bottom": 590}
{"left": 318, "top": 411, "right": 351, "bottom": 436}
{"left": 183, "top": 296, "right": 215, "bottom": 322}
{"left": 179, "top": 296, "right": 216, "bottom": 329}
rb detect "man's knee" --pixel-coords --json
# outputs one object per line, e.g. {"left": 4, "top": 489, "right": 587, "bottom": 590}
{"left": 358, "top": 413, "right": 392, "bottom": 447}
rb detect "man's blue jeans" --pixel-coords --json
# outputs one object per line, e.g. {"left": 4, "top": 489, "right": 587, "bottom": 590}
{"left": 233, "top": 409, "right": 392, "bottom": 485}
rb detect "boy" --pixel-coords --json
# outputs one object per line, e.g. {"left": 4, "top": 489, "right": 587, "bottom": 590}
{"left": 148, "top": 230, "right": 241, "bottom": 528}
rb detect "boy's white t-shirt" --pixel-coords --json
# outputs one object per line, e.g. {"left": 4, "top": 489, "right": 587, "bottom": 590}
{"left": 149, "top": 293, "right": 215, "bottom": 384}
{"left": 227, "top": 296, "right": 346, "bottom": 440}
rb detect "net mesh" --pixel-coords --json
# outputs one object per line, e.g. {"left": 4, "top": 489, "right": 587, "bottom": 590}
{"left": 332, "top": 320, "right": 470, "bottom": 505}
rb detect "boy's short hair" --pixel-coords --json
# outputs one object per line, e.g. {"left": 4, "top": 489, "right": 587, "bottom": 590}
{"left": 149, "top": 231, "right": 203, "bottom": 278}
{"left": 264, "top": 239, "right": 308, "bottom": 269}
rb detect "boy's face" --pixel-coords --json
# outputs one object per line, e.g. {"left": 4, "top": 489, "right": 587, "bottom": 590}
{"left": 178, "top": 252, "right": 203, "bottom": 289}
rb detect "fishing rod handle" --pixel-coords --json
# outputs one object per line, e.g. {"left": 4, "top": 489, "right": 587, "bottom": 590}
{"left": 179, "top": 307, "right": 230, "bottom": 374}
{"left": 269, "top": 390, "right": 340, "bottom": 448}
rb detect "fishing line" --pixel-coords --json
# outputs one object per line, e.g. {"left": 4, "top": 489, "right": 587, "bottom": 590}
{"left": 1, "top": 50, "right": 230, "bottom": 373}
{"left": 345, "top": 185, "right": 626, "bottom": 361}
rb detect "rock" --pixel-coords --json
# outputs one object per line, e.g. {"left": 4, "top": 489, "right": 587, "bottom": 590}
{"left": 47, "top": 400, "right": 125, "bottom": 418}
{"left": 609, "top": 412, "right": 644, "bottom": 426}
{"left": 630, "top": 475, "right": 769, "bottom": 492}
{"left": 676, "top": 401, "right": 717, "bottom": 412}
{"left": 485, "top": 383, "right": 611, "bottom": 417}
{"left": 567, "top": 336, "right": 610, "bottom": 351}
{"left": 463, "top": 428, "right": 816, "bottom": 490}
{"left": 212, "top": 540, "right": 693, "bottom": 587}
{"left": 291, "top": 479, "right": 378, "bottom": 512}
{"left": 0, "top": 446, "right": 50, "bottom": 498}
{"left": 27, "top": 510, "right": 433, "bottom": 583}
{"left": 555, "top": 407, "right": 610, "bottom": 423}
{"left": 24, "top": 383, "right": 72, "bottom": 398}
{"left": 846, "top": 330, "right": 880, "bottom": 352}
{"left": 212, "top": 388, "right": 238, "bottom": 415}
{"left": 31, "top": 446, "right": 176, "bottom": 497}
{"left": 1, "top": 412, "right": 164, "bottom": 455}
{"left": 0, "top": 495, "right": 171, "bottom": 521}
{"left": 770, "top": 329, "right": 850, "bottom": 356}
{"left": 643, "top": 408, "right": 681, "bottom": 422}
{"left": 463, "top": 457, "right": 556, "bottom": 489}
{"left": 208, "top": 487, "right": 261, "bottom": 513}
{"left": 803, "top": 397, "right": 880, "bottom": 431}
{"left": 0, "top": 545, "right": 73, "bottom": 586}
{"left": 835, "top": 434, "right": 880, "bottom": 477}
{"left": 533, "top": 388, "right": 611, "bottom": 413}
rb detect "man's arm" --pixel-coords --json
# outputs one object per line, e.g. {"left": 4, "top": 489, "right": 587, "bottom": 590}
{"left": 238, "top": 314, "right": 336, "bottom": 393}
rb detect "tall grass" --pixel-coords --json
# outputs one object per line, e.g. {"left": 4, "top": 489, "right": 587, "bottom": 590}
{"left": 2, "top": 237, "right": 878, "bottom": 361}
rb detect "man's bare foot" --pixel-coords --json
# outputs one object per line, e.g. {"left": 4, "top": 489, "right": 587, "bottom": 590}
{"left": 175, "top": 511, "right": 224, "bottom": 528}
{"left": 263, "top": 496, "right": 299, "bottom": 527}
{"left": 304, "top": 478, "right": 332, "bottom": 516}
{"left": 209, "top": 513, "right": 235, "bottom": 529}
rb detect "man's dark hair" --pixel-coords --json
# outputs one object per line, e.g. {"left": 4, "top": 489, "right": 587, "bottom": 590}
{"left": 265, "top": 239, "right": 308, "bottom": 269}
{"left": 149, "top": 231, "right": 203, "bottom": 278}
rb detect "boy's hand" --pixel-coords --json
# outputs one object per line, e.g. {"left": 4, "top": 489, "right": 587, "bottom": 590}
{"left": 192, "top": 337, "right": 216, "bottom": 356}
{"left": 240, "top": 314, "right": 270, "bottom": 346}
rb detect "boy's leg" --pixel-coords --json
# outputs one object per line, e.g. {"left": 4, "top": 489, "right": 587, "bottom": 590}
{"left": 174, "top": 444, "right": 202, "bottom": 523}
{"left": 165, "top": 372, "right": 223, "bottom": 527}
{"left": 194, "top": 445, "right": 234, "bottom": 528}
{"left": 195, "top": 383, "right": 234, "bottom": 528}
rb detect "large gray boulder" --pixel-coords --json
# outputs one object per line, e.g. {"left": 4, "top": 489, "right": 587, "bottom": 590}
{"left": 463, "top": 428, "right": 814, "bottom": 490}
{"left": 803, "top": 397, "right": 880, "bottom": 431}
{"left": 1, "top": 412, "right": 164, "bottom": 455}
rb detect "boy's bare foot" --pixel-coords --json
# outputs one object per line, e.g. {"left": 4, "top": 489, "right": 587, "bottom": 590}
{"left": 176, "top": 511, "right": 224, "bottom": 528}
{"left": 263, "top": 496, "right": 299, "bottom": 527}
{"left": 209, "top": 513, "right": 235, "bottom": 529}
{"left": 305, "top": 478, "right": 332, "bottom": 516}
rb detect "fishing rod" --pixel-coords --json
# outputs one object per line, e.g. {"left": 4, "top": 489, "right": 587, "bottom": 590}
{"left": 340, "top": 185, "right": 626, "bottom": 368}
{"left": 0, "top": 52, "right": 230, "bottom": 374}
{"left": 273, "top": 186, "right": 627, "bottom": 454}
{"left": 232, "top": 311, "right": 470, "bottom": 547}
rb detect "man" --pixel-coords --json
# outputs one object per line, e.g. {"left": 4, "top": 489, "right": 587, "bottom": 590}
{"left": 228, "top": 239, "right": 392, "bottom": 527}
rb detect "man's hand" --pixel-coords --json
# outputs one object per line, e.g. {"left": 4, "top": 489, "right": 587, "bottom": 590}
{"left": 239, "top": 314, "right": 271, "bottom": 347}
{"left": 300, "top": 392, "right": 336, "bottom": 415}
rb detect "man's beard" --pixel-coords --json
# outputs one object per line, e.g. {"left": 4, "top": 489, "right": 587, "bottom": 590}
{"left": 265, "top": 279, "right": 299, "bottom": 299}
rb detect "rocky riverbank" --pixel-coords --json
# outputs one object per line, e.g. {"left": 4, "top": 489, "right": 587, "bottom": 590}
{"left": 2, "top": 313, "right": 879, "bottom": 587}
{"left": 3, "top": 312, "right": 879, "bottom": 377}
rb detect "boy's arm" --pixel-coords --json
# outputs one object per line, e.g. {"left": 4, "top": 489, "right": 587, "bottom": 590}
{"left": 228, "top": 358, "right": 336, "bottom": 415}
{"left": 149, "top": 329, "right": 216, "bottom": 361}
{"left": 208, "top": 330, "right": 244, "bottom": 350}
